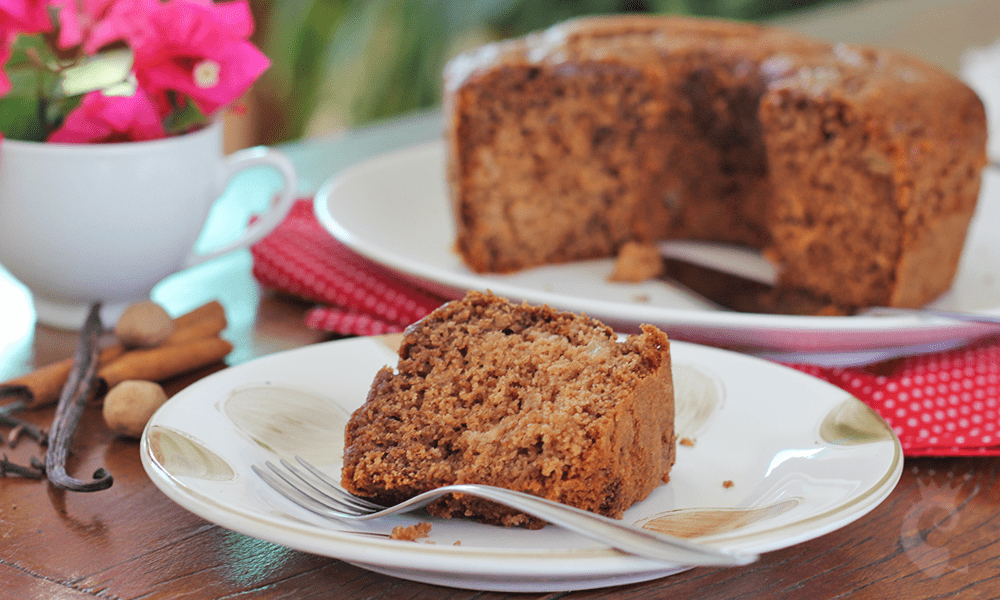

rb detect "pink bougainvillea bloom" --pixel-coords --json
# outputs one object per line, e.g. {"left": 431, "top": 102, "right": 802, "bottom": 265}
{"left": 0, "top": 28, "right": 12, "bottom": 96}
{"left": 0, "top": 0, "right": 52, "bottom": 33}
{"left": 48, "top": 88, "right": 166, "bottom": 143}
{"left": 130, "top": 0, "right": 270, "bottom": 116}
{"left": 76, "top": 0, "right": 150, "bottom": 54}
{"left": 50, "top": 0, "right": 120, "bottom": 49}
{"left": 205, "top": 0, "right": 253, "bottom": 38}
{"left": 0, "top": 0, "right": 51, "bottom": 95}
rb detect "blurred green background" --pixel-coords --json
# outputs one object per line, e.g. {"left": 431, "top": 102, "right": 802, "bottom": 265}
{"left": 243, "top": 0, "right": 852, "bottom": 146}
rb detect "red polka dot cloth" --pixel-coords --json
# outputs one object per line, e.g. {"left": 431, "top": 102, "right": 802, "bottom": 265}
{"left": 252, "top": 198, "right": 1000, "bottom": 457}
{"left": 250, "top": 199, "right": 447, "bottom": 336}
{"left": 789, "top": 337, "right": 1000, "bottom": 456}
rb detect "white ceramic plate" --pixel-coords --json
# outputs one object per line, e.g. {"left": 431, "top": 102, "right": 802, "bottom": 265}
{"left": 314, "top": 142, "right": 1000, "bottom": 354}
{"left": 142, "top": 336, "right": 902, "bottom": 592}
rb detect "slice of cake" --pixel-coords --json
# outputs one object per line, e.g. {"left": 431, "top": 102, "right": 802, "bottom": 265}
{"left": 341, "top": 291, "right": 675, "bottom": 528}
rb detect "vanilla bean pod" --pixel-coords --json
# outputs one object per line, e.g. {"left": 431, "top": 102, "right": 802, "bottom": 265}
{"left": 45, "top": 303, "right": 113, "bottom": 492}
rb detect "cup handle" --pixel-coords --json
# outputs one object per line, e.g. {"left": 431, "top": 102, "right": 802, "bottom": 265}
{"left": 183, "top": 146, "right": 298, "bottom": 268}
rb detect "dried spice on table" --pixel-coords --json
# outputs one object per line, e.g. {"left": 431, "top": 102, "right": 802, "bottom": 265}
{"left": 0, "top": 400, "right": 47, "bottom": 447}
{"left": 0, "top": 299, "right": 235, "bottom": 491}
{"left": 115, "top": 300, "right": 176, "bottom": 348}
{"left": 0, "top": 300, "right": 230, "bottom": 408}
{"left": 0, "top": 454, "right": 43, "bottom": 479}
{"left": 45, "top": 302, "right": 113, "bottom": 491}
{"left": 0, "top": 399, "right": 47, "bottom": 476}
{"left": 103, "top": 380, "right": 169, "bottom": 438}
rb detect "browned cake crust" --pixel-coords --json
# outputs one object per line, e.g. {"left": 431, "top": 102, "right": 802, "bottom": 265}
{"left": 341, "top": 291, "right": 675, "bottom": 528}
{"left": 444, "top": 15, "right": 988, "bottom": 310}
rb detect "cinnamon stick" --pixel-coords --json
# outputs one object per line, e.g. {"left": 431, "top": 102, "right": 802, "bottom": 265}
{"left": 163, "top": 300, "right": 227, "bottom": 344}
{"left": 97, "top": 336, "right": 234, "bottom": 392}
{"left": 1, "top": 345, "right": 125, "bottom": 409}
{"left": 0, "top": 300, "right": 228, "bottom": 408}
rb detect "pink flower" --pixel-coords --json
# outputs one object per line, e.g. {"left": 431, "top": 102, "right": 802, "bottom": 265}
{"left": 0, "top": 29, "right": 13, "bottom": 96}
{"left": 0, "top": 0, "right": 52, "bottom": 33}
{"left": 88, "top": 0, "right": 269, "bottom": 117}
{"left": 47, "top": 88, "right": 166, "bottom": 143}
{"left": 139, "top": 0, "right": 269, "bottom": 115}
{"left": 0, "top": 0, "right": 269, "bottom": 141}
{"left": 0, "top": 0, "right": 51, "bottom": 95}
{"left": 64, "top": 0, "right": 152, "bottom": 54}
{"left": 50, "top": 0, "right": 120, "bottom": 50}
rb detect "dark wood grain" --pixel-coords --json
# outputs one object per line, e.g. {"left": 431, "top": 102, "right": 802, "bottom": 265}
{"left": 0, "top": 260, "right": 998, "bottom": 600}
{"left": 3, "top": 286, "right": 999, "bottom": 599}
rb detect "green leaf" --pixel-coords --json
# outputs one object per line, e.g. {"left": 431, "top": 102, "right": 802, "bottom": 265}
{"left": 4, "top": 38, "right": 59, "bottom": 101}
{"left": 7, "top": 33, "right": 51, "bottom": 67}
{"left": 163, "top": 97, "right": 208, "bottom": 136}
{"left": 58, "top": 48, "right": 134, "bottom": 97}
{"left": 0, "top": 96, "right": 46, "bottom": 141}
{"left": 2, "top": 66, "right": 46, "bottom": 100}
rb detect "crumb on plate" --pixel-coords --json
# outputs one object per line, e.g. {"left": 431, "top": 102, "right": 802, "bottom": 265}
{"left": 390, "top": 522, "right": 432, "bottom": 541}
{"left": 608, "top": 241, "right": 663, "bottom": 283}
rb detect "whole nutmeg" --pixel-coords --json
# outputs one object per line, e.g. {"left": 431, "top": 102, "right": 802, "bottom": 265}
{"left": 103, "top": 380, "right": 169, "bottom": 438}
{"left": 116, "top": 300, "right": 174, "bottom": 348}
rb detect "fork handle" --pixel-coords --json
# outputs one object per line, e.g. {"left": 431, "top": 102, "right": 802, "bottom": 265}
{"left": 443, "top": 485, "right": 757, "bottom": 566}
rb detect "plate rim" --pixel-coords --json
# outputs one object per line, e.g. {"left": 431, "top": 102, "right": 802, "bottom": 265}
{"left": 312, "top": 140, "right": 1000, "bottom": 351}
{"left": 141, "top": 336, "right": 903, "bottom": 590}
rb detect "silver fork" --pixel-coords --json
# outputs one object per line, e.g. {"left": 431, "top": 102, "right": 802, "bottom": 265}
{"left": 253, "top": 456, "right": 757, "bottom": 566}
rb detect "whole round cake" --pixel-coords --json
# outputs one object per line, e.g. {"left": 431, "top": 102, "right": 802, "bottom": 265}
{"left": 444, "top": 15, "right": 988, "bottom": 311}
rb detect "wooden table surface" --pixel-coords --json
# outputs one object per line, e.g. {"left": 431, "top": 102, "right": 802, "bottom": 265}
{"left": 1, "top": 283, "right": 998, "bottom": 599}
{"left": 3, "top": 20, "right": 1000, "bottom": 587}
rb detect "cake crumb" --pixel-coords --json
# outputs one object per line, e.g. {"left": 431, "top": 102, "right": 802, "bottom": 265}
{"left": 453, "top": 540, "right": 462, "bottom": 546}
{"left": 679, "top": 437, "right": 695, "bottom": 447}
{"left": 390, "top": 522, "right": 432, "bottom": 541}
{"left": 608, "top": 241, "right": 663, "bottom": 283}
{"left": 722, "top": 480, "right": 735, "bottom": 488}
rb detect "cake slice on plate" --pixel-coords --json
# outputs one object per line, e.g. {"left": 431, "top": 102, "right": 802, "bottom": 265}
{"left": 341, "top": 291, "right": 675, "bottom": 528}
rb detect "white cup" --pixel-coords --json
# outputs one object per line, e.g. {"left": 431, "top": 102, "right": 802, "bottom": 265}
{"left": 0, "top": 121, "right": 297, "bottom": 328}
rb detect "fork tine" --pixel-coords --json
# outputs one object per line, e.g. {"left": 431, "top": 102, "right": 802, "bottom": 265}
{"left": 274, "top": 459, "right": 357, "bottom": 510}
{"left": 271, "top": 459, "right": 372, "bottom": 515}
{"left": 258, "top": 460, "right": 374, "bottom": 519}
{"left": 293, "top": 456, "right": 385, "bottom": 512}
{"left": 252, "top": 463, "right": 356, "bottom": 519}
